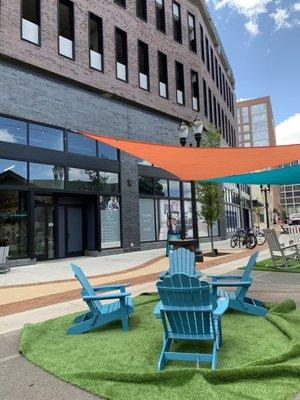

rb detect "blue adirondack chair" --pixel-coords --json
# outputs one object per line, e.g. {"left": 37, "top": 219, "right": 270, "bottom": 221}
{"left": 67, "top": 263, "right": 134, "bottom": 335}
{"left": 156, "top": 274, "right": 229, "bottom": 370}
{"left": 210, "top": 251, "right": 267, "bottom": 316}
{"left": 159, "top": 247, "right": 202, "bottom": 280}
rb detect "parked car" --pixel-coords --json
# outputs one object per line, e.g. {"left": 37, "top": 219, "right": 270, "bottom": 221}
{"left": 287, "top": 213, "right": 300, "bottom": 225}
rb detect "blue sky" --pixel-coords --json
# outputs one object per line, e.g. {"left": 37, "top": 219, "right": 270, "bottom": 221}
{"left": 205, "top": 0, "right": 300, "bottom": 144}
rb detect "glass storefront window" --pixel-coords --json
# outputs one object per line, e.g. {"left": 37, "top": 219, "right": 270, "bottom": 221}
{"left": 184, "top": 200, "right": 193, "bottom": 238}
{"left": 29, "top": 124, "right": 64, "bottom": 151}
{"left": 100, "top": 196, "right": 121, "bottom": 248}
{"left": 156, "top": 199, "right": 169, "bottom": 240}
{"left": 30, "top": 163, "right": 65, "bottom": 189}
{"left": 68, "top": 131, "right": 97, "bottom": 157}
{"left": 197, "top": 202, "right": 208, "bottom": 237}
{"left": 139, "top": 176, "right": 154, "bottom": 195}
{"left": 99, "top": 172, "right": 119, "bottom": 193}
{"left": 0, "top": 158, "right": 27, "bottom": 186}
{"left": 155, "top": 179, "right": 168, "bottom": 196}
{"left": 139, "top": 198, "right": 156, "bottom": 242}
{"left": 183, "top": 182, "right": 192, "bottom": 198}
{"left": 0, "top": 116, "right": 27, "bottom": 144}
{"left": 169, "top": 180, "right": 180, "bottom": 197}
{"left": 0, "top": 190, "right": 28, "bottom": 257}
{"left": 67, "top": 168, "right": 98, "bottom": 191}
{"left": 169, "top": 200, "right": 181, "bottom": 233}
{"left": 98, "top": 142, "right": 118, "bottom": 160}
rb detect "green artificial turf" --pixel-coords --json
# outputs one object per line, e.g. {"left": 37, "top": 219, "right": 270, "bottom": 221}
{"left": 20, "top": 295, "right": 300, "bottom": 400}
{"left": 247, "top": 258, "right": 300, "bottom": 272}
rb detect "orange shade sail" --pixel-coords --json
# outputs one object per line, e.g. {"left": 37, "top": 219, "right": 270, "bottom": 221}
{"left": 80, "top": 130, "right": 300, "bottom": 181}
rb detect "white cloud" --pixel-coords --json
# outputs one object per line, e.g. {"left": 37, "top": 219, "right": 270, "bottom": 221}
{"left": 214, "top": 0, "right": 271, "bottom": 18}
{"left": 276, "top": 113, "right": 300, "bottom": 145}
{"left": 270, "top": 8, "right": 292, "bottom": 30}
{"left": 245, "top": 20, "right": 260, "bottom": 36}
{"left": 0, "top": 129, "right": 17, "bottom": 143}
{"left": 294, "top": 3, "right": 300, "bottom": 12}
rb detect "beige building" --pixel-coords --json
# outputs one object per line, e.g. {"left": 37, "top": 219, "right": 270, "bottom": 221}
{"left": 236, "top": 96, "right": 281, "bottom": 227}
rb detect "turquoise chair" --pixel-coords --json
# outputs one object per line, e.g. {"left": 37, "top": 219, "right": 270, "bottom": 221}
{"left": 156, "top": 274, "right": 228, "bottom": 370}
{"left": 210, "top": 251, "right": 267, "bottom": 316}
{"left": 67, "top": 263, "right": 134, "bottom": 335}
{"left": 159, "top": 247, "right": 202, "bottom": 279}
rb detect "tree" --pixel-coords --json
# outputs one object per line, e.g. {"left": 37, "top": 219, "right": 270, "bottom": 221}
{"left": 196, "top": 125, "right": 224, "bottom": 255}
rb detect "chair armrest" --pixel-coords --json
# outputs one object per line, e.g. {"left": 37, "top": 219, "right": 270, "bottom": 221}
{"left": 282, "top": 244, "right": 298, "bottom": 250}
{"left": 213, "top": 298, "right": 229, "bottom": 317}
{"left": 209, "top": 275, "right": 242, "bottom": 281}
{"left": 159, "top": 271, "right": 167, "bottom": 279}
{"left": 211, "top": 281, "right": 252, "bottom": 288}
{"left": 83, "top": 292, "right": 131, "bottom": 301}
{"left": 93, "top": 284, "right": 130, "bottom": 292}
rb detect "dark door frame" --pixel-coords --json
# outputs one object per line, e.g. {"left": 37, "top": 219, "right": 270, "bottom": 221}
{"left": 34, "top": 203, "right": 56, "bottom": 261}
{"left": 65, "top": 204, "right": 84, "bottom": 257}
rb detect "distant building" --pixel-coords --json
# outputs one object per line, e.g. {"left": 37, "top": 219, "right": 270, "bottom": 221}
{"left": 280, "top": 161, "right": 300, "bottom": 216}
{"left": 236, "top": 96, "right": 281, "bottom": 227}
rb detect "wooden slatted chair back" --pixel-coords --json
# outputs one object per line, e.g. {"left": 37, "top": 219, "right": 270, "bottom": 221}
{"left": 71, "top": 263, "right": 102, "bottom": 313}
{"left": 235, "top": 251, "right": 259, "bottom": 299}
{"left": 157, "top": 274, "right": 214, "bottom": 337}
{"left": 263, "top": 229, "right": 281, "bottom": 253}
{"left": 169, "top": 248, "right": 195, "bottom": 275}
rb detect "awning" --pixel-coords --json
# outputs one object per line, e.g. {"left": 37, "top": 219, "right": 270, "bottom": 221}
{"left": 80, "top": 131, "right": 300, "bottom": 181}
{"left": 205, "top": 165, "right": 300, "bottom": 185}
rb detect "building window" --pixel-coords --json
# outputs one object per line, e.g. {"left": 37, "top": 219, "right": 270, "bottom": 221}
{"left": 169, "top": 180, "right": 180, "bottom": 197}
{"left": 99, "top": 172, "right": 119, "bottom": 193}
{"left": 0, "top": 191, "right": 28, "bottom": 258}
{"left": 158, "top": 51, "right": 168, "bottom": 98}
{"left": 58, "top": 0, "right": 74, "bottom": 59}
{"left": 100, "top": 196, "right": 121, "bottom": 248}
{"left": 191, "top": 70, "right": 199, "bottom": 111}
{"left": 200, "top": 24, "right": 205, "bottom": 63}
{"left": 188, "top": 13, "right": 197, "bottom": 52}
{"left": 67, "top": 168, "right": 98, "bottom": 191}
{"left": 155, "top": 179, "right": 168, "bottom": 196}
{"left": 217, "top": 102, "right": 221, "bottom": 130}
{"left": 0, "top": 116, "right": 27, "bottom": 145}
{"left": 98, "top": 142, "right": 118, "bottom": 160}
{"left": 0, "top": 158, "right": 28, "bottom": 186}
{"left": 208, "top": 88, "right": 213, "bottom": 123}
{"left": 137, "top": 0, "right": 147, "bottom": 20}
{"left": 213, "top": 95, "right": 217, "bottom": 127}
{"left": 89, "top": 13, "right": 103, "bottom": 71}
{"left": 205, "top": 36, "right": 210, "bottom": 72}
{"left": 29, "top": 124, "right": 64, "bottom": 151}
{"left": 21, "top": 0, "right": 40, "bottom": 45}
{"left": 68, "top": 131, "right": 97, "bottom": 157}
{"left": 139, "top": 198, "right": 156, "bottom": 242}
{"left": 115, "top": 0, "right": 126, "bottom": 7}
{"left": 203, "top": 79, "right": 208, "bottom": 117}
{"left": 215, "top": 57, "right": 219, "bottom": 89}
{"left": 155, "top": 0, "right": 166, "bottom": 33}
{"left": 115, "top": 28, "right": 128, "bottom": 81}
{"left": 210, "top": 47, "right": 214, "bottom": 81}
{"left": 171, "top": 2, "right": 182, "bottom": 43}
{"left": 139, "top": 176, "right": 154, "bottom": 195}
{"left": 30, "top": 163, "right": 65, "bottom": 189}
{"left": 219, "top": 65, "right": 222, "bottom": 95}
{"left": 175, "top": 61, "right": 185, "bottom": 105}
{"left": 138, "top": 40, "right": 150, "bottom": 90}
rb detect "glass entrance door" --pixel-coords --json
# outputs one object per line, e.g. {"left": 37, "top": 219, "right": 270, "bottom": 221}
{"left": 34, "top": 204, "right": 55, "bottom": 260}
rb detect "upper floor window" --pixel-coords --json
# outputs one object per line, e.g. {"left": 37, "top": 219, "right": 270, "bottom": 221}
{"left": 58, "top": 0, "right": 74, "bottom": 59}
{"left": 202, "top": 78, "right": 208, "bottom": 117}
{"left": 210, "top": 47, "right": 214, "bottom": 80}
{"left": 175, "top": 61, "right": 185, "bottom": 105}
{"left": 138, "top": 40, "right": 150, "bottom": 90}
{"left": 89, "top": 13, "right": 103, "bottom": 72}
{"left": 200, "top": 24, "right": 205, "bottom": 63}
{"left": 0, "top": 116, "right": 27, "bottom": 145}
{"left": 188, "top": 13, "right": 196, "bottom": 52}
{"left": 98, "top": 142, "right": 118, "bottom": 161}
{"left": 215, "top": 57, "right": 219, "bottom": 89}
{"left": 205, "top": 36, "right": 210, "bottom": 72}
{"left": 115, "top": 0, "right": 126, "bottom": 7}
{"left": 191, "top": 70, "right": 199, "bottom": 111}
{"left": 68, "top": 131, "right": 97, "bottom": 157}
{"left": 155, "top": 0, "right": 166, "bottom": 33}
{"left": 158, "top": 51, "right": 168, "bottom": 98}
{"left": 21, "top": 0, "right": 40, "bottom": 45}
{"left": 115, "top": 28, "right": 128, "bottom": 82}
{"left": 29, "top": 124, "right": 64, "bottom": 151}
{"left": 172, "top": 2, "right": 182, "bottom": 43}
{"left": 208, "top": 88, "right": 213, "bottom": 123}
{"left": 137, "top": 0, "right": 147, "bottom": 20}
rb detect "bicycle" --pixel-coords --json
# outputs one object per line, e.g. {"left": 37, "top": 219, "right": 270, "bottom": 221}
{"left": 230, "top": 228, "right": 257, "bottom": 249}
{"left": 250, "top": 226, "right": 266, "bottom": 246}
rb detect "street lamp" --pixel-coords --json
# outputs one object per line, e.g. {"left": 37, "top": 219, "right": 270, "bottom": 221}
{"left": 178, "top": 117, "right": 205, "bottom": 262}
{"left": 178, "top": 116, "right": 204, "bottom": 147}
{"left": 260, "top": 184, "right": 271, "bottom": 228}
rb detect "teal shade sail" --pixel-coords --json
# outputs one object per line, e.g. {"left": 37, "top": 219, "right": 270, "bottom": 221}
{"left": 205, "top": 165, "right": 300, "bottom": 185}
